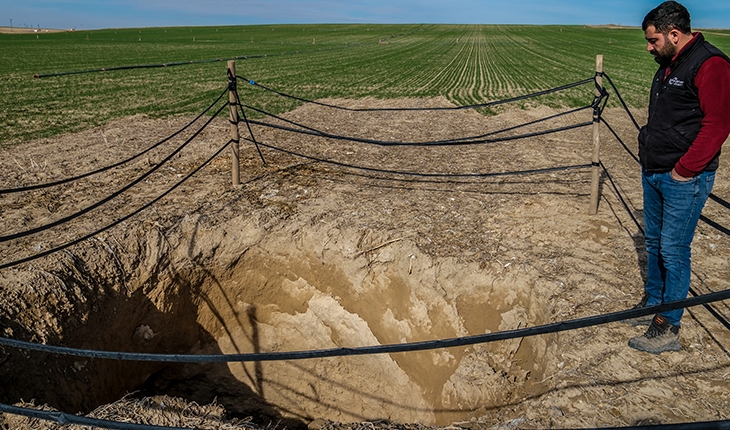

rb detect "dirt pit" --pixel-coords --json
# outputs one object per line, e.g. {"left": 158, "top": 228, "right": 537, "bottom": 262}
{"left": 1, "top": 98, "right": 730, "bottom": 429}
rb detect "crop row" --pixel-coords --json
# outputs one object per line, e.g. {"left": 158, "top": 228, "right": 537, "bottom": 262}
{"left": 2, "top": 24, "right": 729, "bottom": 145}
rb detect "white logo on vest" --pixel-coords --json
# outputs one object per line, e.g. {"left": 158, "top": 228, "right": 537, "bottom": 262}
{"left": 668, "top": 77, "right": 685, "bottom": 87}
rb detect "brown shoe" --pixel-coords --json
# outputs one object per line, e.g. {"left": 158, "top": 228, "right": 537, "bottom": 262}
{"left": 628, "top": 314, "right": 680, "bottom": 354}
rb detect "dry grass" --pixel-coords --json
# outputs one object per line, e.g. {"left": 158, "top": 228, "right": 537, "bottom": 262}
{"left": 2, "top": 395, "right": 273, "bottom": 430}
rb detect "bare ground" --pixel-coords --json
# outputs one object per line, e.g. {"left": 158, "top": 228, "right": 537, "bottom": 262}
{"left": 1, "top": 98, "right": 730, "bottom": 429}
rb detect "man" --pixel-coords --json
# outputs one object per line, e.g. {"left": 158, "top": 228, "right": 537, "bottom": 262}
{"left": 629, "top": 1, "right": 730, "bottom": 354}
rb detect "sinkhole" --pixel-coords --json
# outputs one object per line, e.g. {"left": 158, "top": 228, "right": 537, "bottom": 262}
{"left": 0, "top": 211, "right": 561, "bottom": 427}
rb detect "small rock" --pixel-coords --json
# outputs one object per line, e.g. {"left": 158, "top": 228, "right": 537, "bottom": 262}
{"left": 549, "top": 406, "right": 565, "bottom": 417}
{"left": 308, "top": 418, "right": 328, "bottom": 429}
{"left": 132, "top": 325, "right": 156, "bottom": 342}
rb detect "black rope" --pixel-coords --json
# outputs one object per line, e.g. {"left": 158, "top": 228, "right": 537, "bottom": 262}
{"left": 251, "top": 115, "right": 592, "bottom": 147}
{"left": 691, "top": 284, "right": 730, "bottom": 331}
{"left": 600, "top": 161, "right": 642, "bottom": 233}
{"left": 237, "top": 74, "right": 599, "bottom": 148}
{"left": 0, "top": 403, "right": 188, "bottom": 430}
{"left": 708, "top": 193, "right": 730, "bottom": 211}
{"left": 592, "top": 74, "right": 611, "bottom": 114}
{"left": 590, "top": 79, "right": 610, "bottom": 137}
{"left": 250, "top": 102, "right": 593, "bottom": 146}
{"left": 242, "top": 104, "right": 592, "bottom": 147}
{"left": 0, "top": 288, "right": 728, "bottom": 363}
{"left": 0, "top": 102, "right": 228, "bottom": 244}
{"left": 600, "top": 117, "right": 640, "bottom": 164}
{"left": 249, "top": 136, "right": 591, "bottom": 178}
{"left": 238, "top": 75, "right": 596, "bottom": 112}
{"left": 601, "top": 71, "right": 641, "bottom": 130}
{"left": 233, "top": 86, "right": 267, "bottom": 165}
{"left": 0, "top": 87, "right": 229, "bottom": 195}
{"left": 0, "top": 138, "right": 233, "bottom": 271}
{"left": 699, "top": 214, "right": 730, "bottom": 236}
{"left": 451, "top": 105, "right": 592, "bottom": 143}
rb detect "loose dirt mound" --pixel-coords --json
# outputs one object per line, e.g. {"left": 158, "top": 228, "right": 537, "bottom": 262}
{"left": 1, "top": 98, "right": 730, "bottom": 429}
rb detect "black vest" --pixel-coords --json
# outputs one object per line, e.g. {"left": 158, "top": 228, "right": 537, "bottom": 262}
{"left": 638, "top": 33, "right": 730, "bottom": 173}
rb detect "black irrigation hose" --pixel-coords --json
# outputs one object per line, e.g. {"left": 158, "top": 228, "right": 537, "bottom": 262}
{"left": 0, "top": 403, "right": 188, "bottom": 430}
{"left": 0, "top": 88, "right": 229, "bottom": 195}
{"left": 0, "top": 102, "right": 228, "bottom": 244}
{"left": 34, "top": 42, "right": 358, "bottom": 79}
{"left": 0, "top": 139, "right": 233, "bottom": 271}
{"left": 249, "top": 136, "right": 592, "bottom": 178}
{"left": 238, "top": 75, "right": 595, "bottom": 112}
{"left": 33, "top": 55, "right": 265, "bottom": 79}
{"left": 1, "top": 288, "right": 728, "bottom": 363}
{"left": 243, "top": 104, "right": 593, "bottom": 147}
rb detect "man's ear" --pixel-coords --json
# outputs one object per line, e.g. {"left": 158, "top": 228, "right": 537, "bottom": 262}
{"left": 668, "top": 29, "right": 681, "bottom": 45}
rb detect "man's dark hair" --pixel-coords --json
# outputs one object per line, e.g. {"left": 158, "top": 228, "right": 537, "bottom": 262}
{"left": 642, "top": 1, "right": 692, "bottom": 34}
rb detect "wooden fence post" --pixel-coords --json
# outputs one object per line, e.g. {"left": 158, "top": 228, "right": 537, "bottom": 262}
{"left": 589, "top": 54, "right": 603, "bottom": 215}
{"left": 228, "top": 60, "right": 241, "bottom": 187}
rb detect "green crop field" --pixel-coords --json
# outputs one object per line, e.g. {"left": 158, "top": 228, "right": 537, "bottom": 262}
{"left": 1, "top": 24, "right": 729, "bottom": 146}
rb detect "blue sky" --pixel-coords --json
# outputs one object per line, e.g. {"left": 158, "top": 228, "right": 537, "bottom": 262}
{"left": 4, "top": 1, "right": 730, "bottom": 30}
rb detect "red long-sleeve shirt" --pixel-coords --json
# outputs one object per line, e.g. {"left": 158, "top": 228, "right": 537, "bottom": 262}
{"left": 669, "top": 34, "right": 730, "bottom": 177}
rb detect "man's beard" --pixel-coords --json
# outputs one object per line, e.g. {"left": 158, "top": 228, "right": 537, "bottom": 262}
{"left": 651, "top": 37, "right": 677, "bottom": 67}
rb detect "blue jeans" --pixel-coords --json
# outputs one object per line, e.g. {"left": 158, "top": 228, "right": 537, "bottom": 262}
{"left": 642, "top": 169, "right": 715, "bottom": 326}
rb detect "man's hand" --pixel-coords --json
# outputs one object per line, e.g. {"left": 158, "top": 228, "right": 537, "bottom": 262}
{"left": 671, "top": 168, "right": 693, "bottom": 182}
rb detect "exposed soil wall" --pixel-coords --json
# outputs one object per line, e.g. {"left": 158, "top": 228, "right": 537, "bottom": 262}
{"left": 137, "top": 212, "right": 560, "bottom": 425}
